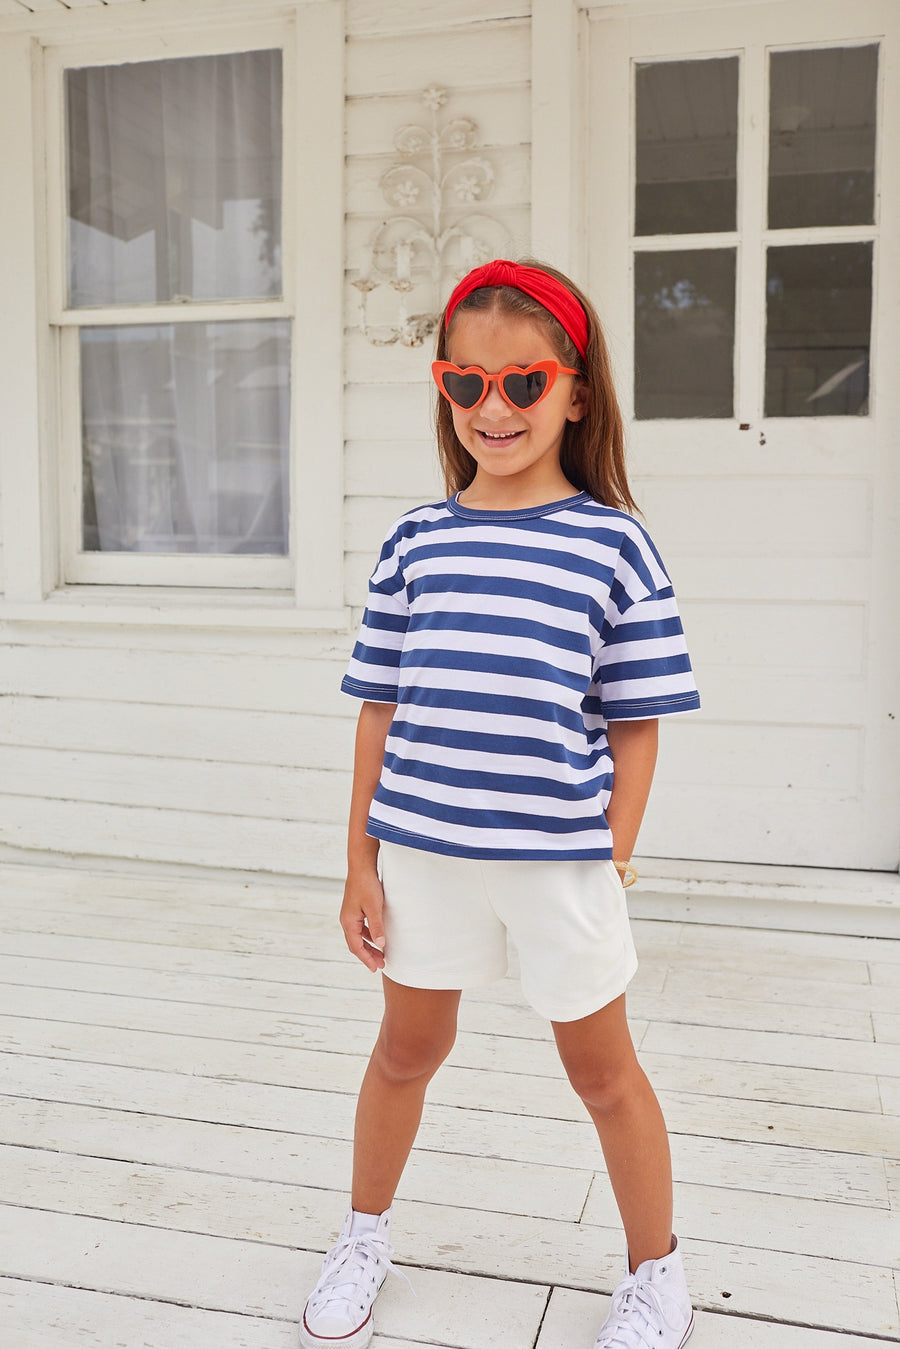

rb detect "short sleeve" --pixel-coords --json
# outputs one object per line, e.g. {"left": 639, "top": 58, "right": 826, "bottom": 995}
{"left": 592, "top": 527, "right": 701, "bottom": 721}
{"left": 341, "top": 521, "right": 410, "bottom": 704}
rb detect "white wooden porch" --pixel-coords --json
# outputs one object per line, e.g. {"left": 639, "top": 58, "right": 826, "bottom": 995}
{"left": 0, "top": 858, "right": 897, "bottom": 1348}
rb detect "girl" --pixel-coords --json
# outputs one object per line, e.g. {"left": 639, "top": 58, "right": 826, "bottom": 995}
{"left": 300, "top": 258, "right": 700, "bottom": 1349}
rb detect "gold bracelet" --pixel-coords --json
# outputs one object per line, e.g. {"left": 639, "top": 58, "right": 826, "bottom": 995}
{"left": 613, "top": 859, "right": 638, "bottom": 888}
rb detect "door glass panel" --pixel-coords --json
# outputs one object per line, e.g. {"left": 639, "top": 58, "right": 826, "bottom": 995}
{"left": 768, "top": 45, "right": 877, "bottom": 229}
{"left": 81, "top": 320, "right": 291, "bottom": 553}
{"left": 634, "top": 249, "right": 735, "bottom": 418}
{"left": 765, "top": 242, "right": 871, "bottom": 416}
{"left": 66, "top": 50, "right": 283, "bottom": 306}
{"left": 635, "top": 57, "right": 739, "bottom": 235}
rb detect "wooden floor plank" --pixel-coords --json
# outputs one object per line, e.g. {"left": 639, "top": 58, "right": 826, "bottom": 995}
{"left": 657, "top": 1089, "right": 899, "bottom": 1160}
{"left": 1, "top": 1152, "right": 895, "bottom": 1335}
{"left": 663, "top": 965, "right": 898, "bottom": 1017}
{"left": 0, "top": 965, "right": 874, "bottom": 1057}
{"left": 0, "top": 1206, "right": 550, "bottom": 1348}
{"left": 0, "top": 1056, "right": 889, "bottom": 1210}
{"left": 0, "top": 998, "right": 884, "bottom": 1121}
{"left": 885, "top": 1159, "right": 900, "bottom": 1210}
{"left": 1, "top": 903, "right": 876, "bottom": 988}
{"left": 873, "top": 1011, "right": 900, "bottom": 1044}
{"left": 537, "top": 1287, "right": 895, "bottom": 1348}
{"left": 4, "top": 1057, "right": 894, "bottom": 1182}
{"left": 641, "top": 1050, "right": 882, "bottom": 1113}
{"left": 583, "top": 1174, "right": 896, "bottom": 1267}
{"left": 670, "top": 923, "right": 898, "bottom": 965}
{"left": 0, "top": 1277, "right": 298, "bottom": 1349}
{"left": 0, "top": 1096, "right": 591, "bottom": 1223}
{"left": 871, "top": 961, "right": 900, "bottom": 984}
{"left": 1, "top": 861, "right": 896, "bottom": 1344}
{"left": 642, "top": 1020, "right": 900, "bottom": 1078}
{"left": 0, "top": 1030, "right": 889, "bottom": 1205}
{"left": 29, "top": 949, "right": 885, "bottom": 1041}
{"left": 637, "top": 934, "right": 872, "bottom": 986}
{"left": 0, "top": 981, "right": 566, "bottom": 1051}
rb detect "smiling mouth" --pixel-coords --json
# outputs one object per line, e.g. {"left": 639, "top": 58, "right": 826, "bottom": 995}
{"left": 477, "top": 429, "right": 524, "bottom": 444}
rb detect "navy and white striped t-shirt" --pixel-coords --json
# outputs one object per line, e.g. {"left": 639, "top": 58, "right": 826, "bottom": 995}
{"left": 342, "top": 491, "right": 700, "bottom": 860}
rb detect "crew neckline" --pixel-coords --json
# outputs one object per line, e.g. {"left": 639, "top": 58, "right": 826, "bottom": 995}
{"left": 447, "top": 490, "right": 591, "bottom": 521}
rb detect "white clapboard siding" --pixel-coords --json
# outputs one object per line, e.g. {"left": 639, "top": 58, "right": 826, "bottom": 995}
{"left": 0, "top": 642, "right": 349, "bottom": 717}
{"left": 345, "top": 493, "right": 430, "bottom": 554}
{"left": 345, "top": 439, "right": 443, "bottom": 499}
{"left": 0, "top": 626, "right": 356, "bottom": 872}
{"left": 0, "top": 745, "right": 351, "bottom": 824}
{"left": 346, "top": 0, "right": 528, "bottom": 39}
{"left": 345, "top": 21, "right": 529, "bottom": 100}
{"left": 0, "top": 795, "right": 344, "bottom": 876}
{"left": 344, "top": 380, "right": 436, "bottom": 444}
{"left": 0, "top": 696, "right": 356, "bottom": 768}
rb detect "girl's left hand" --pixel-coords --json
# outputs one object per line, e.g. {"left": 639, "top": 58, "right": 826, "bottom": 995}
{"left": 340, "top": 868, "right": 387, "bottom": 973}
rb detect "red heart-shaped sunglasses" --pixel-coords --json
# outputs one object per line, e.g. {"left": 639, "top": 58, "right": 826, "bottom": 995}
{"left": 432, "top": 360, "right": 580, "bottom": 411}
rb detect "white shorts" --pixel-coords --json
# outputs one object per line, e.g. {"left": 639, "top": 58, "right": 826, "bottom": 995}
{"left": 378, "top": 841, "right": 638, "bottom": 1023}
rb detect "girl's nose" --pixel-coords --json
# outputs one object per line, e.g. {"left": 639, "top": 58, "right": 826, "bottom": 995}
{"left": 481, "top": 380, "right": 513, "bottom": 418}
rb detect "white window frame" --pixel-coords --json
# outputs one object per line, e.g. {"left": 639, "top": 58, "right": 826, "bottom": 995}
{"left": 627, "top": 38, "right": 881, "bottom": 425}
{"left": 578, "top": 0, "right": 885, "bottom": 435}
{"left": 0, "top": 1, "right": 347, "bottom": 631}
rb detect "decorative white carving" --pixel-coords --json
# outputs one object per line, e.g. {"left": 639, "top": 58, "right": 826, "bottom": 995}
{"left": 352, "top": 86, "right": 511, "bottom": 347}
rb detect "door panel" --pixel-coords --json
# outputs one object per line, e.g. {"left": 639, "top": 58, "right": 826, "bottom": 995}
{"left": 588, "top": 0, "right": 900, "bottom": 868}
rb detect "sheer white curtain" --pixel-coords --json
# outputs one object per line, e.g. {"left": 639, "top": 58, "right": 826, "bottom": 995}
{"left": 68, "top": 50, "right": 289, "bottom": 554}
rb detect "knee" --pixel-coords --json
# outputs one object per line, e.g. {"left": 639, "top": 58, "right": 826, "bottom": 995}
{"left": 373, "top": 1020, "right": 456, "bottom": 1085}
{"left": 563, "top": 1053, "right": 642, "bottom": 1115}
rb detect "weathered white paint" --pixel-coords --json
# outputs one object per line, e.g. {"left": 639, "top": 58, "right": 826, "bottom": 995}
{"left": 531, "top": 0, "right": 583, "bottom": 275}
{"left": 0, "top": 860, "right": 897, "bottom": 1342}
{"left": 0, "top": 33, "right": 54, "bottom": 603}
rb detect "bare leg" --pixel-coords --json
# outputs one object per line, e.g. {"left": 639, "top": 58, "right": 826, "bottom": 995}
{"left": 351, "top": 976, "right": 461, "bottom": 1215}
{"left": 553, "top": 994, "right": 673, "bottom": 1271}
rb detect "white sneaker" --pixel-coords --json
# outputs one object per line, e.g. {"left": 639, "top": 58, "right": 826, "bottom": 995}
{"left": 594, "top": 1237, "right": 694, "bottom": 1348}
{"left": 299, "top": 1208, "right": 408, "bottom": 1349}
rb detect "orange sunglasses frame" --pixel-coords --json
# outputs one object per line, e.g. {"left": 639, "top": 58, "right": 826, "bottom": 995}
{"left": 431, "top": 360, "right": 580, "bottom": 411}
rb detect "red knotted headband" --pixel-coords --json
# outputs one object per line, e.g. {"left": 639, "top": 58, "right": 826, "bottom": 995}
{"left": 444, "top": 259, "right": 589, "bottom": 360}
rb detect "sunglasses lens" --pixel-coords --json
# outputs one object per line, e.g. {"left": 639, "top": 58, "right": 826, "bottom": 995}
{"left": 502, "top": 369, "right": 548, "bottom": 408}
{"left": 442, "top": 371, "right": 486, "bottom": 408}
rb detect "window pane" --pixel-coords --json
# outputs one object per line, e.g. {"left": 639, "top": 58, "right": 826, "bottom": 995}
{"left": 67, "top": 50, "right": 283, "bottom": 306}
{"left": 81, "top": 320, "right": 290, "bottom": 553}
{"left": 765, "top": 243, "right": 871, "bottom": 416}
{"left": 768, "top": 45, "right": 877, "bottom": 229}
{"left": 635, "top": 57, "right": 738, "bottom": 235}
{"left": 635, "top": 250, "right": 735, "bottom": 418}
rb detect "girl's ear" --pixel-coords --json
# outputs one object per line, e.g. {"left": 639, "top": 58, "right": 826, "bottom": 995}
{"left": 566, "top": 379, "right": 589, "bottom": 424}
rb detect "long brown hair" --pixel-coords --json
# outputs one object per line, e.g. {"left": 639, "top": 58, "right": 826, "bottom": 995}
{"left": 434, "top": 257, "right": 636, "bottom": 514}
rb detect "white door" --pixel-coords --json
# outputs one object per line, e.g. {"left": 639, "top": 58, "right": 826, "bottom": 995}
{"left": 587, "top": 0, "right": 900, "bottom": 869}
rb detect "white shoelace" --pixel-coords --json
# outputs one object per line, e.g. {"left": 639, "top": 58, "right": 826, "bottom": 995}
{"left": 308, "top": 1230, "right": 412, "bottom": 1320}
{"left": 596, "top": 1272, "right": 686, "bottom": 1348}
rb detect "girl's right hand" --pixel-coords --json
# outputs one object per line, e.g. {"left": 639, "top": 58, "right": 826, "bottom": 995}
{"left": 340, "top": 870, "right": 387, "bottom": 972}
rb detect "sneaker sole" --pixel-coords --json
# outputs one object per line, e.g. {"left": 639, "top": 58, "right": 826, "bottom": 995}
{"left": 298, "top": 1306, "right": 374, "bottom": 1349}
{"left": 679, "top": 1312, "right": 695, "bottom": 1347}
